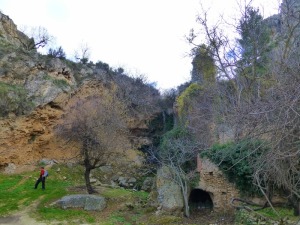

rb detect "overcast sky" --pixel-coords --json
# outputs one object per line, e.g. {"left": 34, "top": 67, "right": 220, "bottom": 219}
{"left": 0, "top": 0, "right": 280, "bottom": 90}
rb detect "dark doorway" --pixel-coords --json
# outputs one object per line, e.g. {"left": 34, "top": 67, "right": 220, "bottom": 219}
{"left": 189, "top": 189, "right": 213, "bottom": 210}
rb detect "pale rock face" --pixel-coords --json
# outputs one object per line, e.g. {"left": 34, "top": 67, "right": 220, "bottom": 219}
{"left": 24, "top": 71, "right": 72, "bottom": 106}
{"left": 0, "top": 12, "right": 31, "bottom": 48}
{"left": 0, "top": 11, "right": 162, "bottom": 184}
{"left": 156, "top": 166, "right": 184, "bottom": 214}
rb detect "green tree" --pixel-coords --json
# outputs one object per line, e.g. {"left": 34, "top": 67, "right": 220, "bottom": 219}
{"left": 48, "top": 46, "right": 66, "bottom": 59}
{"left": 237, "top": 6, "right": 272, "bottom": 100}
{"left": 191, "top": 44, "right": 216, "bottom": 84}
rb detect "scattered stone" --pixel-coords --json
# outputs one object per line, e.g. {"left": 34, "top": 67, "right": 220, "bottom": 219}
{"left": 4, "top": 163, "right": 16, "bottom": 174}
{"left": 90, "top": 178, "right": 97, "bottom": 183}
{"left": 141, "top": 177, "right": 154, "bottom": 192}
{"left": 110, "top": 181, "right": 118, "bottom": 187}
{"left": 99, "top": 165, "right": 113, "bottom": 173}
{"left": 128, "top": 177, "right": 137, "bottom": 183}
{"left": 39, "top": 158, "right": 57, "bottom": 165}
{"left": 111, "top": 175, "right": 119, "bottom": 182}
{"left": 118, "top": 177, "right": 129, "bottom": 187}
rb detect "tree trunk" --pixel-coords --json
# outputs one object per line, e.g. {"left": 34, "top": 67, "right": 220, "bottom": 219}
{"left": 181, "top": 179, "right": 190, "bottom": 218}
{"left": 84, "top": 167, "right": 96, "bottom": 194}
{"left": 183, "top": 191, "right": 190, "bottom": 217}
{"left": 293, "top": 201, "right": 300, "bottom": 216}
{"left": 289, "top": 196, "right": 300, "bottom": 216}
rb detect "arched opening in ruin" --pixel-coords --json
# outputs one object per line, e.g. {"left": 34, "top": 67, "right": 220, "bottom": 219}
{"left": 189, "top": 189, "right": 213, "bottom": 211}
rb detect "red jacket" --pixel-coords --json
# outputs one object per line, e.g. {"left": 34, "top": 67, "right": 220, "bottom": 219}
{"left": 40, "top": 168, "right": 45, "bottom": 178}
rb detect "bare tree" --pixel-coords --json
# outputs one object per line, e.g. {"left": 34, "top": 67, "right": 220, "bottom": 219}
{"left": 74, "top": 42, "right": 91, "bottom": 64}
{"left": 19, "top": 26, "right": 53, "bottom": 50}
{"left": 56, "top": 91, "right": 129, "bottom": 194}
{"left": 151, "top": 127, "right": 199, "bottom": 217}
{"left": 188, "top": 0, "right": 300, "bottom": 216}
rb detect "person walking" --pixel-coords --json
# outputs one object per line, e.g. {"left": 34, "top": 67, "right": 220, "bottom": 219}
{"left": 34, "top": 166, "right": 46, "bottom": 190}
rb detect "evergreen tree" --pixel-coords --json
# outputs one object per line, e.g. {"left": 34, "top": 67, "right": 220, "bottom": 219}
{"left": 237, "top": 6, "right": 272, "bottom": 100}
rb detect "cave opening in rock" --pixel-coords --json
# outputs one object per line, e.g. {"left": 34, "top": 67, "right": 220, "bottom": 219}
{"left": 189, "top": 189, "right": 213, "bottom": 211}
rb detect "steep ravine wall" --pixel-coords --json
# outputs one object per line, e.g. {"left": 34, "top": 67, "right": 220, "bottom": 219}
{"left": 0, "top": 80, "right": 160, "bottom": 173}
{"left": 0, "top": 11, "right": 162, "bottom": 173}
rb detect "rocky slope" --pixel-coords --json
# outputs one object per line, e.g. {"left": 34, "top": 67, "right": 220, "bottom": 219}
{"left": 0, "top": 12, "right": 162, "bottom": 173}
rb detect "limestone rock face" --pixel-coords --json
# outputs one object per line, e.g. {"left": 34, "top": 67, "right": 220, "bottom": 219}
{"left": 0, "top": 12, "right": 162, "bottom": 176}
{"left": 0, "top": 12, "right": 31, "bottom": 48}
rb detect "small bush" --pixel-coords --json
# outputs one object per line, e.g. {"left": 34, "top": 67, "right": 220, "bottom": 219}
{"left": 0, "top": 82, "right": 34, "bottom": 117}
{"left": 53, "top": 79, "right": 69, "bottom": 88}
{"left": 201, "top": 139, "right": 269, "bottom": 195}
{"left": 176, "top": 83, "right": 202, "bottom": 121}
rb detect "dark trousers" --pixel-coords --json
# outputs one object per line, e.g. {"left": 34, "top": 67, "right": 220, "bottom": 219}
{"left": 34, "top": 177, "right": 45, "bottom": 189}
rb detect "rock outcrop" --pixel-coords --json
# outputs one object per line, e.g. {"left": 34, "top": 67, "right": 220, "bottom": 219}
{"left": 0, "top": 13, "right": 31, "bottom": 48}
{"left": 156, "top": 166, "right": 184, "bottom": 215}
{"left": 0, "top": 11, "right": 162, "bottom": 177}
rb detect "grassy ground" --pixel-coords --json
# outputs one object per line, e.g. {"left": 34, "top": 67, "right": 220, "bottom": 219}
{"left": 0, "top": 164, "right": 95, "bottom": 223}
{"left": 0, "top": 164, "right": 298, "bottom": 225}
{"left": 0, "top": 164, "right": 162, "bottom": 224}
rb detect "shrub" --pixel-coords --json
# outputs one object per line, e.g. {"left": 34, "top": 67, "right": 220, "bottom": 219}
{"left": 201, "top": 139, "right": 269, "bottom": 195}
{"left": 176, "top": 83, "right": 202, "bottom": 121}
{"left": 47, "top": 46, "right": 66, "bottom": 59}
{"left": 53, "top": 79, "right": 69, "bottom": 88}
{"left": 0, "top": 82, "right": 34, "bottom": 117}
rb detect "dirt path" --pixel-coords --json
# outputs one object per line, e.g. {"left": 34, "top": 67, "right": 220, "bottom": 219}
{"left": 0, "top": 205, "right": 48, "bottom": 225}
{"left": 0, "top": 196, "right": 47, "bottom": 225}
{"left": 0, "top": 212, "right": 47, "bottom": 225}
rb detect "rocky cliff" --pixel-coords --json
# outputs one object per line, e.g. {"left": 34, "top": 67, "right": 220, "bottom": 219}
{"left": 0, "top": 12, "right": 162, "bottom": 173}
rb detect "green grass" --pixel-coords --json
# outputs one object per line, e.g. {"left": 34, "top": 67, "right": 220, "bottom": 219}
{"left": 42, "top": 74, "right": 70, "bottom": 89}
{"left": 101, "top": 188, "right": 148, "bottom": 200}
{"left": 0, "top": 165, "right": 92, "bottom": 223}
{"left": 108, "top": 213, "right": 131, "bottom": 225}
{"left": 0, "top": 165, "right": 152, "bottom": 224}
{"left": 235, "top": 207, "right": 299, "bottom": 225}
{"left": 0, "top": 164, "right": 297, "bottom": 225}
{"left": 53, "top": 79, "right": 69, "bottom": 88}
{"left": 0, "top": 173, "right": 40, "bottom": 215}
{"left": 259, "top": 207, "right": 298, "bottom": 221}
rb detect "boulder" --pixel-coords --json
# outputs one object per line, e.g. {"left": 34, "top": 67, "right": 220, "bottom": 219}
{"left": 55, "top": 194, "right": 106, "bottom": 211}
{"left": 118, "top": 177, "right": 129, "bottom": 187}
{"left": 128, "top": 177, "right": 137, "bottom": 187}
{"left": 156, "top": 166, "right": 184, "bottom": 214}
{"left": 141, "top": 177, "right": 154, "bottom": 192}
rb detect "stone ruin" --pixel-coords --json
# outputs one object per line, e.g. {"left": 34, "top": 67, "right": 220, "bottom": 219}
{"left": 190, "top": 155, "right": 240, "bottom": 213}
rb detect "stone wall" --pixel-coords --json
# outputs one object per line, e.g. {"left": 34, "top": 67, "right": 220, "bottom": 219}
{"left": 196, "top": 156, "right": 239, "bottom": 212}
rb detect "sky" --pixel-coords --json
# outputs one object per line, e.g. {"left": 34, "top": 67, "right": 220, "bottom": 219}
{"left": 0, "top": 0, "right": 281, "bottom": 90}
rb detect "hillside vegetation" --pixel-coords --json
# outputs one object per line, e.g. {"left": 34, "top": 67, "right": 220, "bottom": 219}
{"left": 0, "top": 0, "right": 299, "bottom": 224}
